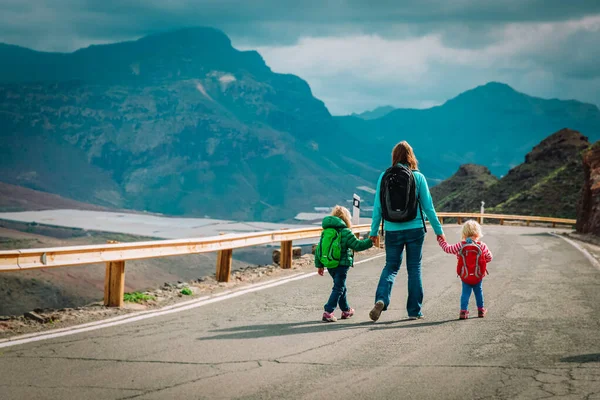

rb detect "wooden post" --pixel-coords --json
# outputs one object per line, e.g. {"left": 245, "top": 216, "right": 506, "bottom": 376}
{"left": 552, "top": 222, "right": 556, "bottom": 228}
{"left": 457, "top": 217, "right": 462, "bottom": 225}
{"left": 104, "top": 260, "right": 125, "bottom": 307}
{"left": 526, "top": 220, "right": 531, "bottom": 227}
{"left": 500, "top": 219, "right": 504, "bottom": 225}
{"left": 280, "top": 240, "right": 293, "bottom": 269}
{"left": 216, "top": 249, "right": 233, "bottom": 282}
{"left": 440, "top": 217, "right": 444, "bottom": 224}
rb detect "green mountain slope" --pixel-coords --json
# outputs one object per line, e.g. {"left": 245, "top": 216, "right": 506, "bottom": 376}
{"left": 429, "top": 165, "right": 498, "bottom": 211}
{"left": 0, "top": 28, "right": 378, "bottom": 221}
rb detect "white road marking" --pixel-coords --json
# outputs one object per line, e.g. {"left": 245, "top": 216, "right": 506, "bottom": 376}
{"left": 550, "top": 233, "right": 600, "bottom": 270}
{"left": 0, "top": 254, "right": 386, "bottom": 349}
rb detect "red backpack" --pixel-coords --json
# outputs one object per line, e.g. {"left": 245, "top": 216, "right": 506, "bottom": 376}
{"left": 456, "top": 240, "right": 487, "bottom": 285}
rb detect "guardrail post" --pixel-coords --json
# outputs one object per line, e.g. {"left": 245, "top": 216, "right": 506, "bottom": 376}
{"left": 216, "top": 249, "right": 233, "bottom": 282}
{"left": 440, "top": 217, "right": 444, "bottom": 224}
{"left": 216, "top": 233, "right": 232, "bottom": 282}
{"left": 552, "top": 222, "right": 556, "bottom": 228}
{"left": 457, "top": 217, "right": 462, "bottom": 225}
{"left": 104, "top": 240, "right": 125, "bottom": 307}
{"left": 526, "top": 220, "right": 531, "bottom": 227}
{"left": 280, "top": 240, "right": 293, "bottom": 269}
{"left": 500, "top": 219, "right": 504, "bottom": 225}
{"left": 104, "top": 260, "right": 125, "bottom": 307}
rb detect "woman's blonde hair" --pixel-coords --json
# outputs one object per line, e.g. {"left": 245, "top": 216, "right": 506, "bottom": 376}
{"left": 331, "top": 205, "right": 352, "bottom": 228}
{"left": 392, "top": 141, "right": 418, "bottom": 170}
{"left": 462, "top": 220, "right": 483, "bottom": 240}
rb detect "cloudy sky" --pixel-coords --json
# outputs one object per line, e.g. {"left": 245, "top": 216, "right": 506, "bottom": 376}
{"left": 2, "top": 0, "right": 600, "bottom": 114}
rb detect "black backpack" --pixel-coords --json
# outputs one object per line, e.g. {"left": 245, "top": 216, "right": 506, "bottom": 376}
{"left": 379, "top": 165, "right": 427, "bottom": 231}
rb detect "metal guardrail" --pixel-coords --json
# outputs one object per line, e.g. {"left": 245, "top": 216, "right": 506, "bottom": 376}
{"left": 0, "top": 212, "right": 576, "bottom": 307}
{"left": 0, "top": 224, "right": 372, "bottom": 307}
{"left": 436, "top": 212, "right": 576, "bottom": 227}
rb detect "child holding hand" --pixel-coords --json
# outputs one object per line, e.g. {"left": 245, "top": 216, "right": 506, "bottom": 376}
{"left": 438, "top": 220, "right": 493, "bottom": 319}
{"left": 315, "top": 206, "right": 373, "bottom": 322}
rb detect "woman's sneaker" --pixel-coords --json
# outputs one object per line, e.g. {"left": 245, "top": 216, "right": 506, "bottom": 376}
{"left": 369, "top": 301, "right": 385, "bottom": 322}
{"left": 478, "top": 308, "right": 487, "bottom": 318}
{"left": 341, "top": 308, "right": 355, "bottom": 319}
{"left": 459, "top": 310, "right": 469, "bottom": 320}
{"left": 322, "top": 311, "right": 337, "bottom": 323}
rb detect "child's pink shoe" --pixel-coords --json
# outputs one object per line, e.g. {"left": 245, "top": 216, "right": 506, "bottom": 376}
{"left": 322, "top": 311, "right": 337, "bottom": 323}
{"left": 478, "top": 308, "right": 487, "bottom": 318}
{"left": 459, "top": 310, "right": 469, "bottom": 320}
{"left": 341, "top": 308, "right": 355, "bottom": 319}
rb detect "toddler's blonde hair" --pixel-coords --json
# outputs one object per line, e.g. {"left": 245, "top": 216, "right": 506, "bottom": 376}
{"left": 331, "top": 205, "right": 352, "bottom": 228}
{"left": 462, "top": 220, "right": 483, "bottom": 240}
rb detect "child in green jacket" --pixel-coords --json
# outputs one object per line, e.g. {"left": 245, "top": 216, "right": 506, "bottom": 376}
{"left": 316, "top": 205, "right": 373, "bottom": 322}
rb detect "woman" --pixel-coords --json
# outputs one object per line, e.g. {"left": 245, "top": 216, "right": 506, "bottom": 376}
{"left": 368, "top": 141, "right": 445, "bottom": 321}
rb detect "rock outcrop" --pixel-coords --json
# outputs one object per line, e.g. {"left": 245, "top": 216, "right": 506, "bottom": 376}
{"left": 432, "top": 128, "right": 590, "bottom": 219}
{"left": 577, "top": 142, "right": 600, "bottom": 235}
{"left": 430, "top": 164, "right": 498, "bottom": 212}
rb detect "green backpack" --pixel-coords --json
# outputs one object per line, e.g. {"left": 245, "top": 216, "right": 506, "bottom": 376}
{"left": 316, "top": 228, "right": 343, "bottom": 268}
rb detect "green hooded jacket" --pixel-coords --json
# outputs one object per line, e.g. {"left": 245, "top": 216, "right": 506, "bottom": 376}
{"left": 315, "top": 216, "right": 373, "bottom": 268}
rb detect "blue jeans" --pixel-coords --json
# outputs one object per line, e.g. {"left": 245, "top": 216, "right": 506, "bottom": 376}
{"left": 375, "top": 228, "right": 426, "bottom": 317}
{"left": 324, "top": 266, "right": 351, "bottom": 313}
{"left": 461, "top": 281, "right": 484, "bottom": 310}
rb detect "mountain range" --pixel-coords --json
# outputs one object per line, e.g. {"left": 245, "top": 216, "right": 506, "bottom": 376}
{"left": 1, "top": 27, "right": 600, "bottom": 221}
{"left": 0, "top": 28, "right": 378, "bottom": 221}
{"left": 336, "top": 82, "right": 600, "bottom": 182}
{"left": 351, "top": 106, "right": 396, "bottom": 120}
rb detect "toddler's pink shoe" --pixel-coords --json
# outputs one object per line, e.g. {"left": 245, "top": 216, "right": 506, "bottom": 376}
{"left": 322, "top": 311, "right": 337, "bottom": 323}
{"left": 459, "top": 310, "right": 469, "bottom": 320}
{"left": 478, "top": 308, "right": 487, "bottom": 318}
{"left": 341, "top": 308, "right": 355, "bottom": 319}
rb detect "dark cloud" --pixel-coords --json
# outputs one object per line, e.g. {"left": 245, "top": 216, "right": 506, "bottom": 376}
{"left": 0, "top": 0, "right": 599, "bottom": 112}
{"left": 1, "top": 0, "right": 600, "bottom": 51}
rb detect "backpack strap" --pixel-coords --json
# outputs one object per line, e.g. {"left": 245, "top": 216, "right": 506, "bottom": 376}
{"left": 458, "top": 242, "right": 468, "bottom": 278}
{"left": 415, "top": 169, "right": 428, "bottom": 233}
{"left": 414, "top": 170, "right": 427, "bottom": 233}
{"left": 474, "top": 242, "right": 482, "bottom": 279}
{"left": 418, "top": 196, "right": 427, "bottom": 233}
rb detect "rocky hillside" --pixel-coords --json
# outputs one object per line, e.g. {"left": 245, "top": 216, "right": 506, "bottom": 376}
{"left": 432, "top": 129, "right": 590, "bottom": 219}
{"left": 577, "top": 142, "right": 600, "bottom": 235}
{"left": 0, "top": 28, "right": 378, "bottom": 222}
{"left": 429, "top": 165, "right": 498, "bottom": 211}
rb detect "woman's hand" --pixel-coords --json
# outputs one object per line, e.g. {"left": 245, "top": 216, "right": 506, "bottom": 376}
{"left": 369, "top": 236, "right": 380, "bottom": 248}
{"left": 436, "top": 234, "right": 446, "bottom": 242}
{"left": 318, "top": 268, "right": 325, "bottom": 276}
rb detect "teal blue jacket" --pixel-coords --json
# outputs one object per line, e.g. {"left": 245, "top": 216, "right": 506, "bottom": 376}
{"left": 369, "top": 164, "right": 444, "bottom": 237}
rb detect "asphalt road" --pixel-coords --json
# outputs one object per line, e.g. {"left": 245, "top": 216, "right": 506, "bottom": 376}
{"left": 1, "top": 226, "right": 600, "bottom": 400}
